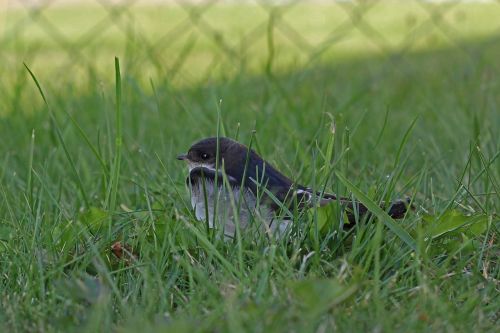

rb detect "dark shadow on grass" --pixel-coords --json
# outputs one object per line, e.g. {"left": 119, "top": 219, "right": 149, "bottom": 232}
{"left": 1, "top": 36, "right": 499, "bottom": 208}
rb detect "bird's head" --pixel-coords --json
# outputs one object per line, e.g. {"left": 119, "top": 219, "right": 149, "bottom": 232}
{"left": 177, "top": 137, "right": 242, "bottom": 171}
{"left": 178, "top": 136, "right": 295, "bottom": 192}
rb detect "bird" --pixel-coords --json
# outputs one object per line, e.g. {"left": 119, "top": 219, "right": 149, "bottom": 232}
{"left": 177, "top": 136, "right": 410, "bottom": 237}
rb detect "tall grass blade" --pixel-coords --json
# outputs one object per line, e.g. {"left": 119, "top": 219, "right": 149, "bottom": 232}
{"left": 335, "top": 171, "right": 416, "bottom": 250}
{"left": 107, "top": 57, "right": 123, "bottom": 235}
{"left": 24, "top": 63, "right": 90, "bottom": 208}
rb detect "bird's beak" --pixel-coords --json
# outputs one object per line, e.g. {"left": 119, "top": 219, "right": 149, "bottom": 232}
{"left": 177, "top": 153, "right": 187, "bottom": 161}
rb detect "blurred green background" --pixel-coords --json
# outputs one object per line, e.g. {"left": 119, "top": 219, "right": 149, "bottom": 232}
{"left": 2, "top": 0, "right": 500, "bottom": 86}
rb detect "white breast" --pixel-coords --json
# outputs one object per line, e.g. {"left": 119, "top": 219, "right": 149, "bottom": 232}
{"left": 188, "top": 179, "right": 289, "bottom": 237}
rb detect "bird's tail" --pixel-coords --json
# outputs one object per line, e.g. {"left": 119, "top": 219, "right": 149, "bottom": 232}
{"left": 318, "top": 193, "right": 412, "bottom": 224}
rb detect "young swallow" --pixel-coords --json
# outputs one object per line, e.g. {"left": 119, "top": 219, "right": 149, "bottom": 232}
{"left": 177, "top": 137, "right": 409, "bottom": 236}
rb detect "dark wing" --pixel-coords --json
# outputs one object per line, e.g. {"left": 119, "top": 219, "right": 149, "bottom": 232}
{"left": 187, "top": 167, "right": 240, "bottom": 188}
{"left": 223, "top": 146, "right": 295, "bottom": 197}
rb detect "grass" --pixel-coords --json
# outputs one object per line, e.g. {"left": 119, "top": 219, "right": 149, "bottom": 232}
{"left": 0, "top": 1, "right": 499, "bottom": 332}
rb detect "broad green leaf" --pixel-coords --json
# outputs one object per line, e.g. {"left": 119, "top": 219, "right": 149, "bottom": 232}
{"left": 427, "top": 233, "right": 477, "bottom": 257}
{"left": 288, "top": 279, "right": 357, "bottom": 316}
{"left": 423, "top": 209, "right": 489, "bottom": 240}
{"left": 52, "top": 220, "right": 78, "bottom": 249}
{"left": 308, "top": 202, "right": 349, "bottom": 237}
{"left": 79, "top": 206, "right": 110, "bottom": 233}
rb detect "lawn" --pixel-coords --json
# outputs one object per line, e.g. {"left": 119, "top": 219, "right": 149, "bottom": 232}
{"left": 0, "top": 1, "right": 499, "bottom": 332}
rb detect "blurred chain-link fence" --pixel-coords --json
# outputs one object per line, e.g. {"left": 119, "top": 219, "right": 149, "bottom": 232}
{"left": 1, "top": 0, "right": 500, "bottom": 89}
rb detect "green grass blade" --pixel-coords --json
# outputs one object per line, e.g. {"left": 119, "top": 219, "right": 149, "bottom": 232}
{"left": 107, "top": 57, "right": 123, "bottom": 235}
{"left": 63, "top": 109, "right": 109, "bottom": 176}
{"left": 183, "top": 221, "right": 241, "bottom": 279}
{"left": 24, "top": 63, "right": 90, "bottom": 208}
{"left": 27, "top": 129, "right": 35, "bottom": 207}
{"left": 393, "top": 116, "right": 418, "bottom": 169}
{"left": 335, "top": 171, "right": 416, "bottom": 250}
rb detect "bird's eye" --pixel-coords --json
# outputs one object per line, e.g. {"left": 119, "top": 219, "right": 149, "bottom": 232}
{"left": 201, "top": 153, "right": 209, "bottom": 160}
